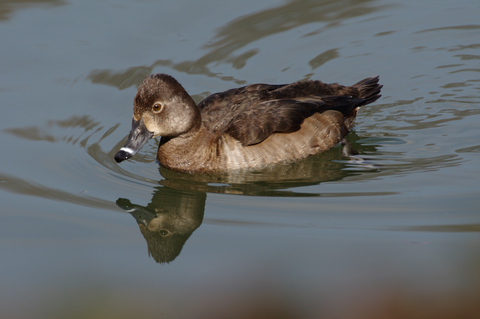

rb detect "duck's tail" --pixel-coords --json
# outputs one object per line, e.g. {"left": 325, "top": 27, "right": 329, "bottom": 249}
{"left": 353, "top": 76, "right": 383, "bottom": 105}
{"left": 343, "top": 76, "right": 382, "bottom": 130}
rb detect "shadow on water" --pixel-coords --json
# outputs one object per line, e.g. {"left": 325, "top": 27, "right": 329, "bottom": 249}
{"left": 0, "top": 172, "right": 117, "bottom": 211}
{"left": 0, "top": 0, "right": 66, "bottom": 21}
{"left": 86, "top": 0, "right": 384, "bottom": 89}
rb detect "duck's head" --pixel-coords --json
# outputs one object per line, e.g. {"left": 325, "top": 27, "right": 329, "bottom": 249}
{"left": 114, "top": 74, "right": 200, "bottom": 163}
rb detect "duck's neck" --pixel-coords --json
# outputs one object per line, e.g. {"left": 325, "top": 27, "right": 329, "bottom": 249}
{"left": 157, "top": 124, "right": 221, "bottom": 173}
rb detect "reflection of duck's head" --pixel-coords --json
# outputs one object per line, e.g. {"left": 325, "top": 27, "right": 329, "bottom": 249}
{"left": 117, "top": 187, "right": 205, "bottom": 264}
{"left": 117, "top": 187, "right": 206, "bottom": 263}
{"left": 115, "top": 74, "right": 382, "bottom": 173}
{"left": 137, "top": 211, "right": 194, "bottom": 264}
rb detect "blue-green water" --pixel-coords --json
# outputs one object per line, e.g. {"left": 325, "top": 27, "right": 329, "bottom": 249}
{"left": 1, "top": 0, "right": 480, "bottom": 317}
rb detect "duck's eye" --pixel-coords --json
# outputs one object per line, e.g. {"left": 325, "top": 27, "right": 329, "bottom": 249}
{"left": 152, "top": 103, "right": 163, "bottom": 113}
{"left": 159, "top": 230, "right": 169, "bottom": 236}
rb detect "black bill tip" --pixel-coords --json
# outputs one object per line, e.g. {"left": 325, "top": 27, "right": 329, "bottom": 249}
{"left": 114, "top": 148, "right": 134, "bottom": 163}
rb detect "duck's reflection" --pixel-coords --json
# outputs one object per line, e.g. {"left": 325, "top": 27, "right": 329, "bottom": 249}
{"left": 117, "top": 188, "right": 205, "bottom": 264}
{"left": 116, "top": 139, "right": 383, "bottom": 263}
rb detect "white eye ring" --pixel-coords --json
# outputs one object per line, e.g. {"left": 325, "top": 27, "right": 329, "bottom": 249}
{"left": 152, "top": 102, "right": 163, "bottom": 113}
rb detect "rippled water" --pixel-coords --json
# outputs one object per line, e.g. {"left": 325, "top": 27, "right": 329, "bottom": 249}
{"left": 1, "top": 0, "right": 480, "bottom": 318}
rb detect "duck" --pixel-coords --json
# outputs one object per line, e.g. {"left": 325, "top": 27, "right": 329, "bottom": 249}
{"left": 114, "top": 74, "right": 382, "bottom": 173}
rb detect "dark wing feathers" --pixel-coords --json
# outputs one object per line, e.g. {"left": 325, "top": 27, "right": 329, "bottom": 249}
{"left": 199, "top": 84, "right": 285, "bottom": 134}
{"left": 319, "top": 96, "right": 366, "bottom": 117}
{"left": 226, "top": 95, "right": 367, "bottom": 146}
{"left": 227, "top": 99, "right": 323, "bottom": 146}
{"left": 198, "top": 77, "right": 381, "bottom": 146}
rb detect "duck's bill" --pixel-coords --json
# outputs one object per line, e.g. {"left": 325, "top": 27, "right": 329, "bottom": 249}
{"left": 114, "top": 118, "right": 154, "bottom": 163}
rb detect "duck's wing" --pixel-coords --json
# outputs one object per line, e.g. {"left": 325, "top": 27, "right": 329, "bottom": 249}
{"left": 198, "top": 84, "right": 286, "bottom": 134}
{"left": 197, "top": 80, "right": 352, "bottom": 134}
{"left": 198, "top": 78, "right": 379, "bottom": 146}
{"left": 226, "top": 95, "right": 364, "bottom": 146}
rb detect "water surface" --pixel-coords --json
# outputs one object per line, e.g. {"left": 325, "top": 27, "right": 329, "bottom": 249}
{"left": 1, "top": 0, "right": 480, "bottom": 318}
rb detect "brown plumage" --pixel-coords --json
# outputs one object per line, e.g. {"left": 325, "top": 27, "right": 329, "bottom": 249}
{"left": 114, "top": 74, "right": 382, "bottom": 173}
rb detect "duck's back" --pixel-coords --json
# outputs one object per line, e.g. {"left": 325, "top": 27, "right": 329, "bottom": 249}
{"left": 198, "top": 77, "right": 381, "bottom": 148}
{"left": 198, "top": 83, "right": 284, "bottom": 135}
